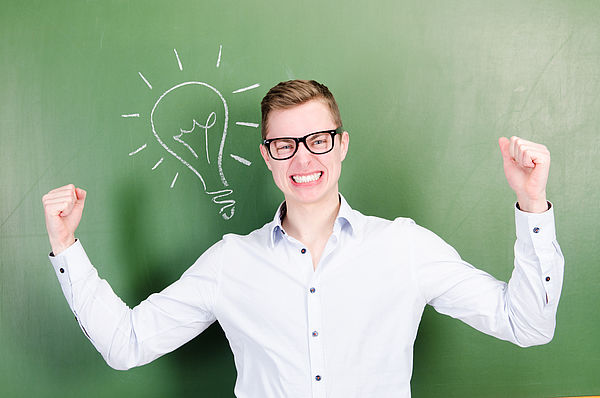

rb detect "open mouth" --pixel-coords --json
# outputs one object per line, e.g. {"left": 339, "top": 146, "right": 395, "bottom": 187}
{"left": 291, "top": 172, "right": 323, "bottom": 184}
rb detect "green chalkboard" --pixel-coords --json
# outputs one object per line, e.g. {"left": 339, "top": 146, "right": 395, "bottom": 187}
{"left": 1, "top": 0, "right": 599, "bottom": 396}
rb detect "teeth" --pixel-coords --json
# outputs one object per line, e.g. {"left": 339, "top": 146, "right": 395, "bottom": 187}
{"left": 292, "top": 172, "right": 322, "bottom": 183}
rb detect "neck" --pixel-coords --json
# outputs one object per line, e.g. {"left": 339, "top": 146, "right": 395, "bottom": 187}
{"left": 282, "top": 192, "right": 341, "bottom": 243}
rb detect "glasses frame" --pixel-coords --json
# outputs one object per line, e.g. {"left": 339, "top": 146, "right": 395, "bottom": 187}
{"left": 262, "top": 127, "right": 344, "bottom": 160}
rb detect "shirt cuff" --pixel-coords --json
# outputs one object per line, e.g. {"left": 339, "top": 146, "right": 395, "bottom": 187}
{"left": 48, "top": 239, "right": 94, "bottom": 284}
{"left": 514, "top": 201, "right": 556, "bottom": 243}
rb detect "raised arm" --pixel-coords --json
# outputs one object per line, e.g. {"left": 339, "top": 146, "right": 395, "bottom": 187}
{"left": 413, "top": 137, "right": 564, "bottom": 347}
{"left": 43, "top": 185, "right": 220, "bottom": 370}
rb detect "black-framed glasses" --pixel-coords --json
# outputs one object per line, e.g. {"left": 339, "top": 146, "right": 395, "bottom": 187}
{"left": 263, "top": 127, "right": 343, "bottom": 160}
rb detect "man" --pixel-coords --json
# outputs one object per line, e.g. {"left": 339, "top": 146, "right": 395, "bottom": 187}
{"left": 43, "top": 80, "right": 564, "bottom": 397}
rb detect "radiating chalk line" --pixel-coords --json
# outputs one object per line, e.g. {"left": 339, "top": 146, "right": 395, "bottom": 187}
{"left": 174, "top": 48, "right": 183, "bottom": 71}
{"left": 129, "top": 143, "right": 147, "bottom": 156}
{"left": 170, "top": 172, "right": 179, "bottom": 188}
{"left": 216, "top": 45, "right": 222, "bottom": 68}
{"left": 230, "top": 154, "right": 252, "bottom": 166}
{"left": 232, "top": 83, "right": 260, "bottom": 94}
{"left": 152, "top": 157, "right": 164, "bottom": 170}
{"left": 235, "top": 122, "right": 259, "bottom": 128}
{"left": 138, "top": 72, "right": 152, "bottom": 89}
{"left": 128, "top": 46, "right": 263, "bottom": 220}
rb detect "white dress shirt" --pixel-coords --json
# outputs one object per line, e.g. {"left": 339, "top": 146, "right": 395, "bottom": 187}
{"left": 49, "top": 195, "right": 564, "bottom": 398}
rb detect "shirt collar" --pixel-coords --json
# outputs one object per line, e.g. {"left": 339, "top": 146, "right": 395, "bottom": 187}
{"left": 268, "top": 193, "right": 361, "bottom": 248}
{"left": 269, "top": 202, "right": 286, "bottom": 248}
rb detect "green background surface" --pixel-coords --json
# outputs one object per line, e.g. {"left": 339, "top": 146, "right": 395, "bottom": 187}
{"left": 1, "top": 0, "right": 599, "bottom": 397}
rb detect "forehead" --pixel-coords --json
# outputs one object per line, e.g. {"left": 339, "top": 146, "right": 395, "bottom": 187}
{"left": 265, "top": 100, "right": 336, "bottom": 139}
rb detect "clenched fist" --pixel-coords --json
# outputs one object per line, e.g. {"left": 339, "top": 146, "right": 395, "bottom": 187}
{"left": 498, "top": 136, "right": 550, "bottom": 213}
{"left": 42, "top": 184, "right": 87, "bottom": 255}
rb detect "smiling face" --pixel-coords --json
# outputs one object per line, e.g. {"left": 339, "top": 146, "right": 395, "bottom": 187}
{"left": 260, "top": 99, "right": 349, "bottom": 209}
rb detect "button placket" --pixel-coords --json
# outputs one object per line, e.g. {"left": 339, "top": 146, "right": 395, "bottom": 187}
{"left": 307, "top": 275, "right": 326, "bottom": 398}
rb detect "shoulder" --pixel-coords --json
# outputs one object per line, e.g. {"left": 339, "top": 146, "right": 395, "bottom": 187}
{"left": 353, "top": 208, "right": 416, "bottom": 238}
{"left": 220, "top": 219, "right": 274, "bottom": 251}
{"left": 354, "top": 210, "right": 455, "bottom": 254}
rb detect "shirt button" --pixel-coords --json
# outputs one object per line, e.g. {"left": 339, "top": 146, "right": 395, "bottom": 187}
{"left": 315, "top": 375, "right": 322, "bottom": 381}
{"left": 312, "top": 331, "right": 319, "bottom": 337}
{"left": 533, "top": 227, "right": 540, "bottom": 233}
{"left": 301, "top": 248, "right": 307, "bottom": 254}
{"left": 59, "top": 268, "right": 65, "bottom": 274}
{"left": 545, "top": 276, "right": 551, "bottom": 282}
{"left": 310, "top": 287, "right": 316, "bottom": 293}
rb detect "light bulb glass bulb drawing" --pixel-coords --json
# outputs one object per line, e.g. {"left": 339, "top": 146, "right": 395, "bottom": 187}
{"left": 151, "top": 81, "right": 235, "bottom": 219}
{"left": 124, "top": 46, "right": 260, "bottom": 220}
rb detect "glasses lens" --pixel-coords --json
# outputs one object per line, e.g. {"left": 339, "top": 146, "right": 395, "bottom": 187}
{"left": 270, "top": 139, "right": 297, "bottom": 159}
{"left": 306, "top": 132, "right": 333, "bottom": 154}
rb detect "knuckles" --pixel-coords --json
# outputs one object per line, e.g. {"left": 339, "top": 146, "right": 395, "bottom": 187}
{"left": 42, "top": 186, "right": 77, "bottom": 209}
{"left": 509, "top": 136, "right": 551, "bottom": 161}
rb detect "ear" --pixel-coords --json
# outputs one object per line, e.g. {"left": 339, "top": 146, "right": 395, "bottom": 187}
{"left": 339, "top": 131, "right": 350, "bottom": 162}
{"left": 259, "top": 143, "right": 273, "bottom": 171}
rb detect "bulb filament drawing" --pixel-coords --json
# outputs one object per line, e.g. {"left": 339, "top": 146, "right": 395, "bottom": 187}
{"left": 124, "top": 46, "right": 260, "bottom": 220}
{"left": 151, "top": 81, "right": 235, "bottom": 219}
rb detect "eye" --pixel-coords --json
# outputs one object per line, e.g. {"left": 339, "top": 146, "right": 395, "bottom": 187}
{"left": 308, "top": 133, "right": 330, "bottom": 147}
{"left": 274, "top": 140, "right": 295, "bottom": 151}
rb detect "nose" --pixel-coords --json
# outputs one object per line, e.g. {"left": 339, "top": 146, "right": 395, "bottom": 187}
{"left": 292, "top": 141, "right": 314, "bottom": 163}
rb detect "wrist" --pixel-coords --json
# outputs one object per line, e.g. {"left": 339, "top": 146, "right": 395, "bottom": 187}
{"left": 50, "top": 235, "right": 76, "bottom": 256}
{"left": 516, "top": 197, "right": 549, "bottom": 213}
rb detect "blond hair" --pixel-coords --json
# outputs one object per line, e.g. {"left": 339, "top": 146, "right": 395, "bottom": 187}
{"left": 260, "top": 80, "right": 342, "bottom": 139}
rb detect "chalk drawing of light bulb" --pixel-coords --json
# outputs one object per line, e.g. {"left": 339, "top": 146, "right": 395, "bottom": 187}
{"left": 151, "top": 81, "right": 235, "bottom": 219}
{"left": 124, "top": 46, "right": 260, "bottom": 220}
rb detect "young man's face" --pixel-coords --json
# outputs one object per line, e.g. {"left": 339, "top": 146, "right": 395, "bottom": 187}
{"left": 260, "top": 99, "right": 349, "bottom": 208}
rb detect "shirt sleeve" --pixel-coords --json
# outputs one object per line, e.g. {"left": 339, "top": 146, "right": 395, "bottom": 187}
{"left": 411, "top": 203, "right": 564, "bottom": 347}
{"left": 49, "top": 239, "right": 223, "bottom": 370}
